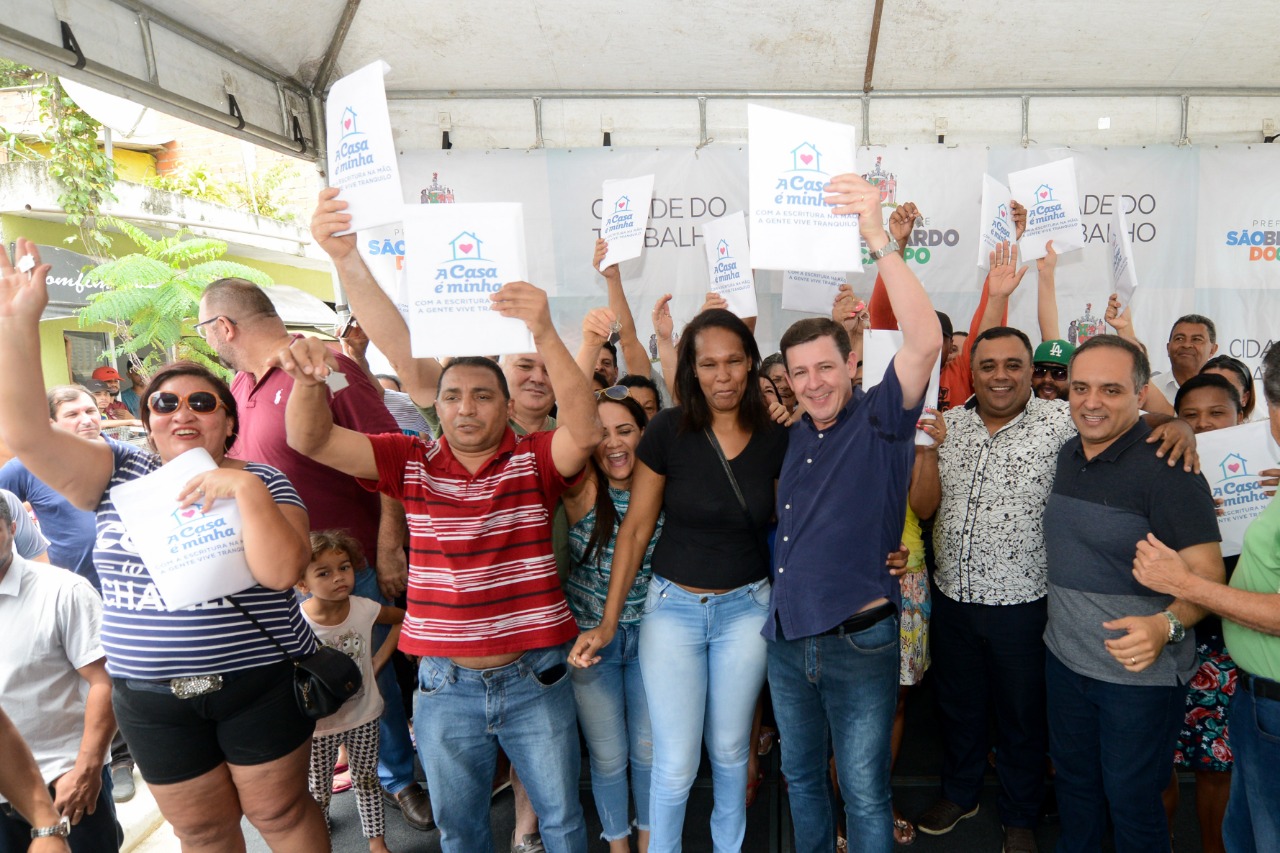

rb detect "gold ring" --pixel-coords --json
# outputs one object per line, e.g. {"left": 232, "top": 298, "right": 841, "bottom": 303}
{"left": 1130, "top": 656, "right": 1137, "bottom": 665}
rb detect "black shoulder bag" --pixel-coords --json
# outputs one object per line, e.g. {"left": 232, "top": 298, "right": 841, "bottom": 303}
{"left": 227, "top": 598, "right": 363, "bottom": 721}
{"left": 704, "top": 428, "right": 772, "bottom": 570}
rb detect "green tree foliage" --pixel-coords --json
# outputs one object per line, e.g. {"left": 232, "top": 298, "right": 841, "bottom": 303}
{"left": 0, "top": 67, "right": 117, "bottom": 255}
{"left": 79, "top": 218, "right": 271, "bottom": 378}
{"left": 146, "top": 160, "right": 302, "bottom": 222}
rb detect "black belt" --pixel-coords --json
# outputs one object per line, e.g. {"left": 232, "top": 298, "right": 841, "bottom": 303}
{"left": 1238, "top": 669, "right": 1280, "bottom": 702}
{"left": 820, "top": 602, "right": 896, "bottom": 637}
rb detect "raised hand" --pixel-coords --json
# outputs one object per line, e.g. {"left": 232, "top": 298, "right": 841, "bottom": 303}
{"left": 652, "top": 293, "right": 674, "bottom": 340}
{"left": 581, "top": 307, "right": 617, "bottom": 350}
{"left": 1105, "top": 292, "right": 1132, "bottom": 333}
{"left": 267, "top": 336, "right": 339, "bottom": 388}
{"left": 491, "top": 281, "right": 554, "bottom": 338}
{"left": 888, "top": 201, "right": 921, "bottom": 248}
{"left": 594, "top": 238, "right": 620, "bottom": 281}
{"left": 1036, "top": 239, "right": 1058, "bottom": 276}
{"left": 1010, "top": 200, "right": 1028, "bottom": 241}
{"left": 988, "top": 241, "right": 1029, "bottom": 299}
{"left": 824, "top": 173, "right": 888, "bottom": 242}
{"left": 310, "top": 187, "right": 357, "bottom": 261}
{"left": 700, "top": 291, "right": 729, "bottom": 314}
{"left": 0, "top": 238, "right": 51, "bottom": 322}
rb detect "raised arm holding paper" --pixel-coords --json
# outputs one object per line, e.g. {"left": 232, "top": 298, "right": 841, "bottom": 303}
{"left": 0, "top": 239, "right": 328, "bottom": 852}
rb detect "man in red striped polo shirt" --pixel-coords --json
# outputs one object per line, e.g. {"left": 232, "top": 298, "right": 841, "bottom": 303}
{"left": 273, "top": 280, "right": 602, "bottom": 853}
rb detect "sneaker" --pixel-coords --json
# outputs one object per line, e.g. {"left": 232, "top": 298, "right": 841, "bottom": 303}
{"left": 915, "top": 799, "right": 979, "bottom": 836}
{"left": 1002, "top": 826, "right": 1038, "bottom": 853}
{"left": 511, "top": 832, "right": 545, "bottom": 853}
{"left": 110, "top": 765, "right": 135, "bottom": 804}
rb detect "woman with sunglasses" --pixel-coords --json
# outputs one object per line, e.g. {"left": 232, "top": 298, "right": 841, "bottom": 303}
{"left": 0, "top": 241, "right": 328, "bottom": 852}
{"left": 571, "top": 308, "right": 786, "bottom": 852}
{"left": 563, "top": 385, "right": 662, "bottom": 852}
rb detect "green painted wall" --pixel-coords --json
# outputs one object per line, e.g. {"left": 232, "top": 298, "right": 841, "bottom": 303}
{"left": 2, "top": 214, "right": 334, "bottom": 387}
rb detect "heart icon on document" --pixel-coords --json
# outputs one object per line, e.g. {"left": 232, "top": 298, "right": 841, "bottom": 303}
{"left": 1229, "top": 462, "right": 1241, "bottom": 473}
{"left": 800, "top": 154, "right": 814, "bottom": 165}
{"left": 458, "top": 243, "right": 474, "bottom": 254}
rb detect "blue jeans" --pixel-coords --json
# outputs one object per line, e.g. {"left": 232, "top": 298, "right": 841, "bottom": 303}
{"left": 352, "top": 567, "right": 417, "bottom": 794}
{"left": 767, "top": 613, "right": 899, "bottom": 853}
{"left": 638, "top": 575, "right": 770, "bottom": 853}
{"left": 1046, "top": 651, "right": 1186, "bottom": 853}
{"left": 1223, "top": 680, "right": 1280, "bottom": 852}
{"left": 413, "top": 643, "right": 587, "bottom": 853}
{"left": 570, "top": 621, "right": 652, "bottom": 841}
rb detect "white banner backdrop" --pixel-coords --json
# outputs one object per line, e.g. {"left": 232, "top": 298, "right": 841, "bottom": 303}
{"left": 363, "top": 144, "right": 1276, "bottom": 381}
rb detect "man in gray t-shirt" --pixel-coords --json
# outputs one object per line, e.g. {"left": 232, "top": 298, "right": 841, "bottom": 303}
{"left": 1043, "top": 336, "right": 1224, "bottom": 853}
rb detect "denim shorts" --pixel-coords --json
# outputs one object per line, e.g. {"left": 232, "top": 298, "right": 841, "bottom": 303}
{"left": 112, "top": 660, "right": 314, "bottom": 784}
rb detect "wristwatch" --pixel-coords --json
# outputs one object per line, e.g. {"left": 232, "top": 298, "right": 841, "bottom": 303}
{"left": 1161, "top": 610, "right": 1186, "bottom": 643}
{"left": 30, "top": 816, "right": 71, "bottom": 839}
{"left": 867, "top": 236, "right": 900, "bottom": 262}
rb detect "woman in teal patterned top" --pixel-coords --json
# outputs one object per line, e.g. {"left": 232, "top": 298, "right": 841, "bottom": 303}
{"left": 564, "top": 392, "right": 663, "bottom": 852}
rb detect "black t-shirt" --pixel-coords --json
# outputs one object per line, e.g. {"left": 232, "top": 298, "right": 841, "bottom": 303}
{"left": 637, "top": 407, "right": 788, "bottom": 589}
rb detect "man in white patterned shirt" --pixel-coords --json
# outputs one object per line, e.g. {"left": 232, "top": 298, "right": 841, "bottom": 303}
{"left": 911, "top": 326, "right": 1072, "bottom": 852}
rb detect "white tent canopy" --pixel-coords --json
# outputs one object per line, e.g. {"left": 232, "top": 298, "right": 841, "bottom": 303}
{"left": 3, "top": 0, "right": 1280, "bottom": 159}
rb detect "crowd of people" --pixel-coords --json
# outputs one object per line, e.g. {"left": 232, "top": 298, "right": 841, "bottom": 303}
{"left": 0, "top": 171, "right": 1278, "bottom": 853}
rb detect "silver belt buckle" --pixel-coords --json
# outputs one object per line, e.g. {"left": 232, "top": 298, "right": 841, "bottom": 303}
{"left": 170, "top": 674, "right": 224, "bottom": 699}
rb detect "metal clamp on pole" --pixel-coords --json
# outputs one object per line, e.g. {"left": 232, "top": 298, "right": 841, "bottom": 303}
{"left": 227, "top": 93, "right": 246, "bottom": 131}
{"left": 59, "top": 21, "right": 85, "bottom": 70}
{"left": 291, "top": 115, "right": 307, "bottom": 154}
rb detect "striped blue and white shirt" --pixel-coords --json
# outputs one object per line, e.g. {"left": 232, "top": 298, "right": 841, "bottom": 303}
{"left": 94, "top": 441, "right": 317, "bottom": 680}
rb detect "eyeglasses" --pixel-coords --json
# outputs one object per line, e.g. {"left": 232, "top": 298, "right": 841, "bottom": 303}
{"left": 595, "top": 385, "right": 632, "bottom": 401}
{"left": 193, "top": 315, "right": 237, "bottom": 339}
{"left": 1033, "top": 366, "right": 1068, "bottom": 381}
{"left": 148, "top": 391, "right": 227, "bottom": 415}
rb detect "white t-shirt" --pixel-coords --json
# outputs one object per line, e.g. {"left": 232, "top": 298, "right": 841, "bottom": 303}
{"left": 301, "top": 595, "right": 385, "bottom": 737}
{"left": 0, "top": 555, "right": 105, "bottom": 798}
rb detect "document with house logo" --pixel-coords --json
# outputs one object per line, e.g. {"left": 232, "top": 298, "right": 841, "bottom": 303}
{"left": 109, "top": 448, "right": 256, "bottom": 610}
{"left": 1110, "top": 205, "right": 1140, "bottom": 312}
{"left": 748, "top": 104, "right": 860, "bottom": 272}
{"left": 701, "top": 211, "right": 758, "bottom": 318}
{"left": 1008, "top": 158, "right": 1085, "bottom": 261}
{"left": 1193, "top": 421, "right": 1280, "bottom": 557}
{"left": 599, "top": 175, "right": 655, "bottom": 271}
{"left": 326, "top": 61, "right": 404, "bottom": 232}
{"left": 977, "top": 174, "right": 1015, "bottom": 269}
{"left": 401, "top": 203, "right": 535, "bottom": 357}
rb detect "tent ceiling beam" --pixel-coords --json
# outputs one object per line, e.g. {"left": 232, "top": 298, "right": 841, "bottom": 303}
{"left": 311, "top": 0, "right": 362, "bottom": 94}
{"left": 0, "top": 20, "right": 315, "bottom": 159}
{"left": 385, "top": 87, "right": 1280, "bottom": 100}
{"left": 103, "top": 0, "right": 311, "bottom": 97}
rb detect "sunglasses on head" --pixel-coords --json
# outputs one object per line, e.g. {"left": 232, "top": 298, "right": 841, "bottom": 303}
{"left": 1033, "top": 365, "right": 1068, "bottom": 381}
{"left": 595, "top": 385, "right": 632, "bottom": 402}
{"left": 148, "top": 391, "right": 226, "bottom": 415}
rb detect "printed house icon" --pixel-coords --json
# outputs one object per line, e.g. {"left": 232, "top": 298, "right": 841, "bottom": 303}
{"left": 1035, "top": 184, "right": 1055, "bottom": 204}
{"left": 614, "top": 196, "right": 630, "bottom": 211}
{"left": 449, "top": 232, "right": 483, "bottom": 261}
{"left": 717, "top": 239, "right": 730, "bottom": 258}
{"left": 1220, "top": 452, "right": 1249, "bottom": 479}
{"left": 171, "top": 506, "right": 201, "bottom": 524}
{"left": 997, "top": 204, "right": 1009, "bottom": 219}
{"left": 340, "top": 106, "right": 358, "bottom": 137}
{"left": 791, "top": 142, "right": 821, "bottom": 172}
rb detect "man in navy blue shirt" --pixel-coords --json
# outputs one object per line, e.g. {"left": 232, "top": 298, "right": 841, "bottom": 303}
{"left": 767, "top": 172, "right": 943, "bottom": 853}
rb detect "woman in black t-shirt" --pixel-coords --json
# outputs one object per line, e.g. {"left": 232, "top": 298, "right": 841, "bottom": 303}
{"left": 571, "top": 309, "right": 787, "bottom": 852}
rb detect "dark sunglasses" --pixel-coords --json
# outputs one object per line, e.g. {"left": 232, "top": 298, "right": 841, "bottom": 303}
{"left": 595, "top": 385, "right": 632, "bottom": 401}
{"left": 148, "top": 391, "right": 226, "bottom": 415}
{"left": 1033, "top": 366, "right": 1068, "bottom": 381}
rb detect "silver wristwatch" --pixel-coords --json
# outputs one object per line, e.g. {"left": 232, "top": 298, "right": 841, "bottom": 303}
{"left": 1161, "top": 610, "right": 1186, "bottom": 643}
{"left": 867, "top": 236, "right": 900, "bottom": 262}
{"left": 30, "top": 815, "right": 71, "bottom": 839}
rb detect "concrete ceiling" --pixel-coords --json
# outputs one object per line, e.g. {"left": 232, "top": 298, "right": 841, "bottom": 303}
{"left": 3, "top": 0, "right": 1280, "bottom": 155}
